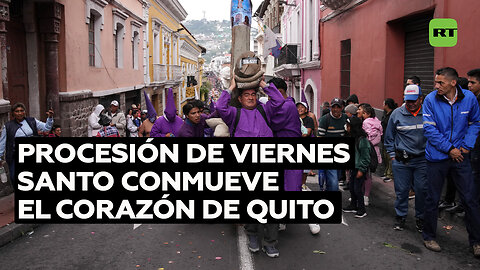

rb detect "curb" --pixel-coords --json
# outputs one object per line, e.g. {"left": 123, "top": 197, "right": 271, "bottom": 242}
{"left": 0, "top": 223, "right": 39, "bottom": 248}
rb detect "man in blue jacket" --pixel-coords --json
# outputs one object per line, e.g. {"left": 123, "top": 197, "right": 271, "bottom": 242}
{"left": 422, "top": 67, "right": 480, "bottom": 257}
{"left": 384, "top": 85, "right": 427, "bottom": 233}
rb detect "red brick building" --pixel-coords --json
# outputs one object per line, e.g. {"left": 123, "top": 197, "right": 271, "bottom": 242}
{"left": 317, "top": 0, "right": 480, "bottom": 112}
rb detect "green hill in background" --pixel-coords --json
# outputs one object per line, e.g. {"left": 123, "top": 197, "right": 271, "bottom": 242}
{"left": 183, "top": 19, "right": 258, "bottom": 64}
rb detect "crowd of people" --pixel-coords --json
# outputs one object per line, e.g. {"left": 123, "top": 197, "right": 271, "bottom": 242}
{"left": 79, "top": 65, "right": 480, "bottom": 259}
{"left": 1, "top": 55, "right": 479, "bottom": 259}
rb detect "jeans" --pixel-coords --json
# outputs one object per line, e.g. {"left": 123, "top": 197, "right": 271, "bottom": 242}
{"left": 318, "top": 170, "right": 326, "bottom": 191}
{"left": 324, "top": 169, "right": 339, "bottom": 191}
{"left": 444, "top": 172, "right": 457, "bottom": 204}
{"left": 244, "top": 224, "right": 279, "bottom": 246}
{"left": 392, "top": 157, "right": 427, "bottom": 219}
{"left": 423, "top": 155, "right": 480, "bottom": 246}
{"left": 349, "top": 169, "right": 366, "bottom": 213}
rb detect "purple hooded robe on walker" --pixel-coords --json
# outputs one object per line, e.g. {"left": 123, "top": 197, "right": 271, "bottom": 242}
{"left": 150, "top": 88, "right": 183, "bottom": 137}
{"left": 216, "top": 83, "right": 285, "bottom": 137}
{"left": 270, "top": 94, "right": 303, "bottom": 191}
{"left": 217, "top": 83, "right": 301, "bottom": 190}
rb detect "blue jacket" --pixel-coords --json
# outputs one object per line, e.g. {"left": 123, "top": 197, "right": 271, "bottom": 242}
{"left": 384, "top": 105, "right": 426, "bottom": 158}
{"left": 423, "top": 87, "right": 480, "bottom": 162}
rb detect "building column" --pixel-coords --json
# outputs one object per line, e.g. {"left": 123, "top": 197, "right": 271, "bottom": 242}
{"left": 0, "top": 0, "right": 9, "bottom": 101}
{"left": 37, "top": 2, "right": 62, "bottom": 115}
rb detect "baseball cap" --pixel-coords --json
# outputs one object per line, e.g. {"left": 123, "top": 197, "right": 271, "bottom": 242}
{"left": 404, "top": 85, "right": 422, "bottom": 101}
{"left": 296, "top": 102, "right": 308, "bottom": 109}
{"left": 111, "top": 100, "right": 119, "bottom": 107}
{"left": 331, "top": 98, "right": 343, "bottom": 107}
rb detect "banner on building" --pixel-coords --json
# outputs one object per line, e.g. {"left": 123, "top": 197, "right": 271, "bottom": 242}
{"left": 231, "top": 0, "right": 252, "bottom": 27}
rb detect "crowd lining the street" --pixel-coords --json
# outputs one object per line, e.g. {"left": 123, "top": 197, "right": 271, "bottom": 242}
{"left": 0, "top": 54, "right": 479, "bottom": 260}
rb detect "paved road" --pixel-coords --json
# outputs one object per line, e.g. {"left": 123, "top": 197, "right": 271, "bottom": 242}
{"left": 1, "top": 176, "right": 479, "bottom": 270}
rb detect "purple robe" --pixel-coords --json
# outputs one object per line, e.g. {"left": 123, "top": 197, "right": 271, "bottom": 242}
{"left": 150, "top": 116, "right": 183, "bottom": 137}
{"left": 150, "top": 88, "right": 183, "bottom": 137}
{"left": 143, "top": 90, "right": 157, "bottom": 120}
{"left": 177, "top": 115, "right": 208, "bottom": 137}
{"left": 271, "top": 97, "right": 302, "bottom": 138}
{"left": 271, "top": 96, "right": 303, "bottom": 191}
{"left": 217, "top": 84, "right": 284, "bottom": 137}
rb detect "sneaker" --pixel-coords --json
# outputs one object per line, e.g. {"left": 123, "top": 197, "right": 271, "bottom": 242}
{"left": 364, "top": 196, "right": 369, "bottom": 206}
{"left": 262, "top": 245, "right": 279, "bottom": 258}
{"left": 354, "top": 211, "right": 367, "bottom": 218}
{"left": 409, "top": 190, "right": 415, "bottom": 200}
{"left": 424, "top": 240, "right": 441, "bottom": 252}
{"left": 415, "top": 219, "right": 424, "bottom": 233}
{"left": 248, "top": 235, "right": 259, "bottom": 252}
{"left": 394, "top": 216, "right": 406, "bottom": 231}
{"left": 383, "top": 177, "right": 392, "bottom": 183}
{"left": 446, "top": 204, "right": 463, "bottom": 213}
{"left": 308, "top": 224, "right": 321, "bottom": 235}
{"left": 342, "top": 204, "right": 358, "bottom": 213}
{"left": 302, "top": 184, "right": 311, "bottom": 191}
{"left": 438, "top": 201, "right": 455, "bottom": 209}
{"left": 472, "top": 244, "right": 480, "bottom": 258}
{"left": 278, "top": 224, "right": 287, "bottom": 231}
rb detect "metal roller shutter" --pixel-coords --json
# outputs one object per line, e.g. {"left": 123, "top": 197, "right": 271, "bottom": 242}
{"left": 404, "top": 15, "right": 434, "bottom": 94}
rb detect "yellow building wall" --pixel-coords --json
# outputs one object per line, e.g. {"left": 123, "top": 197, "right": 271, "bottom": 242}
{"left": 148, "top": 1, "right": 182, "bottom": 83}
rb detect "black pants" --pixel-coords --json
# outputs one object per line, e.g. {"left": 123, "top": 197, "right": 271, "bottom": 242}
{"left": 349, "top": 169, "right": 366, "bottom": 212}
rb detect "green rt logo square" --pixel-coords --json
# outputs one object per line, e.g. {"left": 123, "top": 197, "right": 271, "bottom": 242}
{"left": 429, "top": 19, "right": 457, "bottom": 47}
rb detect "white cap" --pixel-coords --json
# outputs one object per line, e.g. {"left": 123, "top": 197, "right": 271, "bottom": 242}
{"left": 111, "top": 100, "right": 119, "bottom": 107}
{"left": 404, "top": 85, "right": 422, "bottom": 101}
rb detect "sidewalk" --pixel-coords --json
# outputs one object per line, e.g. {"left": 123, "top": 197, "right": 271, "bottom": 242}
{"left": 0, "top": 193, "right": 14, "bottom": 227}
{"left": 307, "top": 172, "right": 468, "bottom": 226}
{"left": 0, "top": 193, "right": 37, "bottom": 248}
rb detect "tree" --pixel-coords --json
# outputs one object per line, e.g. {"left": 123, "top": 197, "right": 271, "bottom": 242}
{"left": 200, "top": 79, "right": 212, "bottom": 101}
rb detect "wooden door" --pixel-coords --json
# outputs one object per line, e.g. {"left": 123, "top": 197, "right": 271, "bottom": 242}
{"left": 6, "top": 0, "right": 29, "bottom": 112}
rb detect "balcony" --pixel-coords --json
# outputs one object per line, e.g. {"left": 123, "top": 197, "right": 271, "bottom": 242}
{"left": 171, "top": 65, "right": 183, "bottom": 81}
{"left": 275, "top": 44, "right": 299, "bottom": 67}
{"left": 273, "top": 44, "right": 301, "bottom": 78}
{"left": 153, "top": 64, "right": 183, "bottom": 83}
{"left": 153, "top": 64, "right": 167, "bottom": 82}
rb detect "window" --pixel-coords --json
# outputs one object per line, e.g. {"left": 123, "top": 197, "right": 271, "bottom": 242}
{"left": 132, "top": 32, "right": 139, "bottom": 69}
{"left": 115, "top": 29, "right": 119, "bottom": 67}
{"left": 89, "top": 14, "right": 95, "bottom": 66}
{"left": 340, "top": 39, "right": 351, "bottom": 100}
{"left": 112, "top": 9, "right": 127, "bottom": 68}
{"left": 131, "top": 21, "right": 141, "bottom": 70}
{"left": 86, "top": 0, "right": 106, "bottom": 68}
{"left": 114, "top": 23, "right": 124, "bottom": 68}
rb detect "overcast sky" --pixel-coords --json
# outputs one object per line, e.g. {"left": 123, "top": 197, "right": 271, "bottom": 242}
{"left": 179, "top": 0, "right": 264, "bottom": 21}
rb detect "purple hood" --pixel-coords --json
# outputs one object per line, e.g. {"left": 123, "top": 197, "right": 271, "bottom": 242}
{"left": 164, "top": 88, "right": 177, "bottom": 122}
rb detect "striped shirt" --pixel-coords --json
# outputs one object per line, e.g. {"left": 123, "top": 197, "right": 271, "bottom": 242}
{"left": 318, "top": 113, "right": 347, "bottom": 137}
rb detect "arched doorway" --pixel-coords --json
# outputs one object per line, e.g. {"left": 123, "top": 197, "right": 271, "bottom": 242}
{"left": 305, "top": 85, "right": 314, "bottom": 112}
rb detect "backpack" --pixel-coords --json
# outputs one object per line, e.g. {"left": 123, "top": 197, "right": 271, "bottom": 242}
{"left": 232, "top": 105, "right": 270, "bottom": 137}
{"left": 367, "top": 141, "right": 378, "bottom": 173}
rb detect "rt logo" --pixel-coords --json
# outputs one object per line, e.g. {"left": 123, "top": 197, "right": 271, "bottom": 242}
{"left": 429, "top": 19, "right": 457, "bottom": 47}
